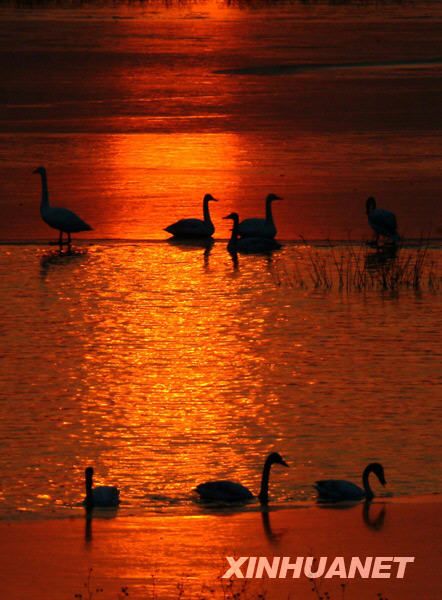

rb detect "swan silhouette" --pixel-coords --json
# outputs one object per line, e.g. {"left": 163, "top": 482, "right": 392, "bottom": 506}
{"left": 196, "top": 452, "right": 288, "bottom": 505}
{"left": 83, "top": 467, "right": 120, "bottom": 509}
{"left": 314, "top": 462, "right": 386, "bottom": 502}
{"left": 238, "top": 193, "right": 282, "bottom": 239}
{"left": 164, "top": 194, "right": 218, "bottom": 239}
{"left": 33, "top": 167, "right": 92, "bottom": 246}
{"left": 366, "top": 197, "right": 400, "bottom": 244}
{"left": 224, "top": 212, "right": 281, "bottom": 254}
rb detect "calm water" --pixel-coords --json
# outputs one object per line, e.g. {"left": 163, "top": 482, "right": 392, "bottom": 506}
{"left": 0, "top": 243, "right": 441, "bottom": 519}
{"left": 0, "top": 1, "right": 441, "bottom": 521}
{"left": 0, "top": 1, "right": 441, "bottom": 240}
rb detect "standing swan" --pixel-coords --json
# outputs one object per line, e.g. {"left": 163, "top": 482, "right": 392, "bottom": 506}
{"left": 33, "top": 166, "right": 92, "bottom": 246}
{"left": 314, "top": 462, "right": 387, "bottom": 502}
{"left": 366, "top": 197, "right": 400, "bottom": 244}
{"left": 224, "top": 212, "right": 281, "bottom": 254}
{"left": 238, "top": 193, "right": 282, "bottom": 239}
{"left": 164, "top": 194, "right": 218, "bottom": 239}
{"left": 83, "top": 466, "right": 120, "bottom": 509}
{"left": 196, "top": 452, "right": 288, "bottom": 505}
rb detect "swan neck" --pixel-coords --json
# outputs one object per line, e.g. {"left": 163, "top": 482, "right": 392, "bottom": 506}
{"left": 258, "top": 457, "right": 272, "bottom": 505}
{"left": 265, "top": 199, "right": 274, "bottom": 224}
{"left": 362, "top": 467, "right": 374, "bottom": 499}
{"left": 85, "top": 472, "right": 94, "bottom": 507}
{"left": 229, "top": 216, "right": 239, "bottom": 244}
{"left": 203, "top": 198, "right": 212, "bottom": 224}
{"left": 39, "top": 171, "right": 49, "bottom": 209}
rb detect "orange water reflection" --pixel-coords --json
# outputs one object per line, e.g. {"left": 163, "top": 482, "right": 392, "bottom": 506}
{"left": 0, "top": 243, "right": 440, "bottom": 517}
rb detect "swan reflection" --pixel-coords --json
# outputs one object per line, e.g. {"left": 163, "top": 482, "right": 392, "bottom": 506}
{"left": 261, "top": 509, "right": 285, "bottom": 545}
{"left": 362, "top": 501, "right": 386, "bottom": 531}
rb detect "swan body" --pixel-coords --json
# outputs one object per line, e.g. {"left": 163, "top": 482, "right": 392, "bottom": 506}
{"left": 33, "top": 167, "right": 92, "bottom": 245}
{"left": 366, "top": 197, "right": 399, "bottom": 243}
{"left": 164, "top": 194, "right": 217, "bottom": 238}
{"left": 84, "top": 466, "right": 120, "bottom": 509}
{"left": 238, "top": 193, "right": 281, "bottom": 239}
{"left": 224, "top": 212, "right": 282, "bottom": 254}
{"left": 196, "top": 481, "right": 254, "bottom": 503}
{"left": 196, "top": 452, "right": 288, "bottom": 505}
{"left": 315, "top": 462, "right": 386, "bottom": 502}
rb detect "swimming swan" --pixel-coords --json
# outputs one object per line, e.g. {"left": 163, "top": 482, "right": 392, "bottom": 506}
{"left": 33, "top": 166, "right": 92, "bottom": 246}
{"left": 366, "top": 197, "right": 400, "bottom": 244}
{"left": 83, "top": 466, "right": 120, "bottom": 509}
{"left": 224, "top": 212, "right": 281, "bottom": 254}
{"left": 164, "top": 194, "right": 218, "bottom": 238}
{"left": 314, "top": 462, "right": 387, "bottom": 502}
{"left": 238, "top": 193, "right": 282, "bottom": 239}
{"left": 196, "top": 452, "right": 288, "bottom": 505}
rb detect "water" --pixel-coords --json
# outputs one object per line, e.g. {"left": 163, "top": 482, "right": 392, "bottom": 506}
{"left": 0, "top": 242, "right": 441, "bottom": 519}
{"left": 0, "top": 1, "right": 441, "bottom": 240}
{"left": 0, "top": 0, "right": 441, "bottom": 520}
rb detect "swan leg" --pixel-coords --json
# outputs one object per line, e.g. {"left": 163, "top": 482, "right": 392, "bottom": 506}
{"left": 67, "top": 232, "right": 72, "bottom": 247}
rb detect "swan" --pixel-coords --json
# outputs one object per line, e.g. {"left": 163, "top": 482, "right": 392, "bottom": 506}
{"left": 83, "top": 466, "right": 120, "bottom": 509}
{"left": 196, "top": 452, "right": 288, "bottom": 505}
{"left": 164, "top": 194, "right": 218, "bottom": 239}
{"left": 238, "top": 193, "right": 282, "bottom": 239}
{"left": 224, "top": 212, "right": 282, "bottom": 254}
{"left": 366, "top": 197, "right": 400, "bottom": 244}
{"left": 33, "top": 166, "right": 92, "bottom": 246}
{"left": 314, "top": 462, "right": 387, "bottom": 502}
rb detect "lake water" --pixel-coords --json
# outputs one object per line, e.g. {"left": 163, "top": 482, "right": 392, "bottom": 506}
{"left": 0, "top": 1, "right": 441, "bottom": 520}
{"left": 0, "top": 0, "right": 441, "bottom": 240}
{"left": 0, "top": 242, "right": 440, "bottom": 518}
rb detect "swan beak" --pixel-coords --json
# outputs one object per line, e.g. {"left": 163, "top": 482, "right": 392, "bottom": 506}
{"left": 281, "top": 459, "right": 289, "bottom": 467}
{"left": 32, "top": 168, "right": 39, "bottom": 174}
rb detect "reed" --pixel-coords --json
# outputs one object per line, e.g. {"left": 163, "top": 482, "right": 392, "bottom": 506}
{"left": 277, "top": 240, "right": 441, "bottom": 293}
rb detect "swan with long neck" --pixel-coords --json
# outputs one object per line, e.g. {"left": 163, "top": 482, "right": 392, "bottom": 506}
{"left": 164, "top": 194, "right": 218, "bottom": 239}
{"left": 83, "top": 466, "right": 120, "bottom": 509}
{"left": 196, "top": 452, "right": 288, "bottom": 505}
{"left": 33, "top": 166, "right": 92, "bottom": 246}
{"left": 238, "top": 193, "right": 282, "bottom": 239}
{"left": 314, "top": 463, "right": 386, "bottom": 502}
{"left": 224, "top": 212, "right": 281, "bottom": 254}
{"left": 366, "top": 197, "right": 400, "bottom": 245}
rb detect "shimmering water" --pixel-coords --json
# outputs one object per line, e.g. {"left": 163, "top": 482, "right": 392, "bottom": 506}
{"left": 0, "top": 243, "right": 440, "bottom": 518}
{"left": 0, "top": 1, "right": 441, "bottom": 240}
{"left": 1, "top": 0, "right": 441, "bottom": 521}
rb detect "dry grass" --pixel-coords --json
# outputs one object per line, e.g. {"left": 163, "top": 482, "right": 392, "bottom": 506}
{"left": 275, "top": 241, "right": 441, "bottom": 293}
{"left": 73, "top": 569, "right": 396, "bottom": 599}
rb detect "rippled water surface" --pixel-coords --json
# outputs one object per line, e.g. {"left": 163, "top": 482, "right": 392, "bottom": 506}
{"left": 0, "top": 0, "right": 441, "bottom": 239}
{"left": 0, "top": 243, "right": 440, "bottom": 518}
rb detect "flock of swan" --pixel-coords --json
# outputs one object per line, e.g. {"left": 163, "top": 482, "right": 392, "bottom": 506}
{"left": 34, "top": 167, "right": 401, "bottom": 250}
{"left": 32, "top": 167, "right": 392, "bottom": 511}
{"left": 83, "top": 455, "right": 387, "bottom": 510}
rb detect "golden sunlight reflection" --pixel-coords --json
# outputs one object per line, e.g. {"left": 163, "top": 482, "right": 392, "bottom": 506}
{"left": 101, "top": 133, "right": 243, "bottom": 239}
{"left": 0, "top": 244, "right": 440, "bottom": 517}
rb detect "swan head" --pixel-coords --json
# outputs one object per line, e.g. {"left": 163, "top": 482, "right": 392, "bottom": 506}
{"left": 367, "top": 462, "right": 386, "bottom": 486}
{"left": 267, "top": 452, "right": 289, "bottom": 468}
{"left": 366, "top": 196, "right": 376, "bottom": 214}
{"left": 33, "top": 166, "right": 46, "bottom": 176}
{"left": 223, "top": 212, "right": 239, "bottom": 223}
{"left": 204, "top": 194, "right": 218, "bottom": 203}
{"left": 266, "top": 193, "right": 282, "bottom": 203}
